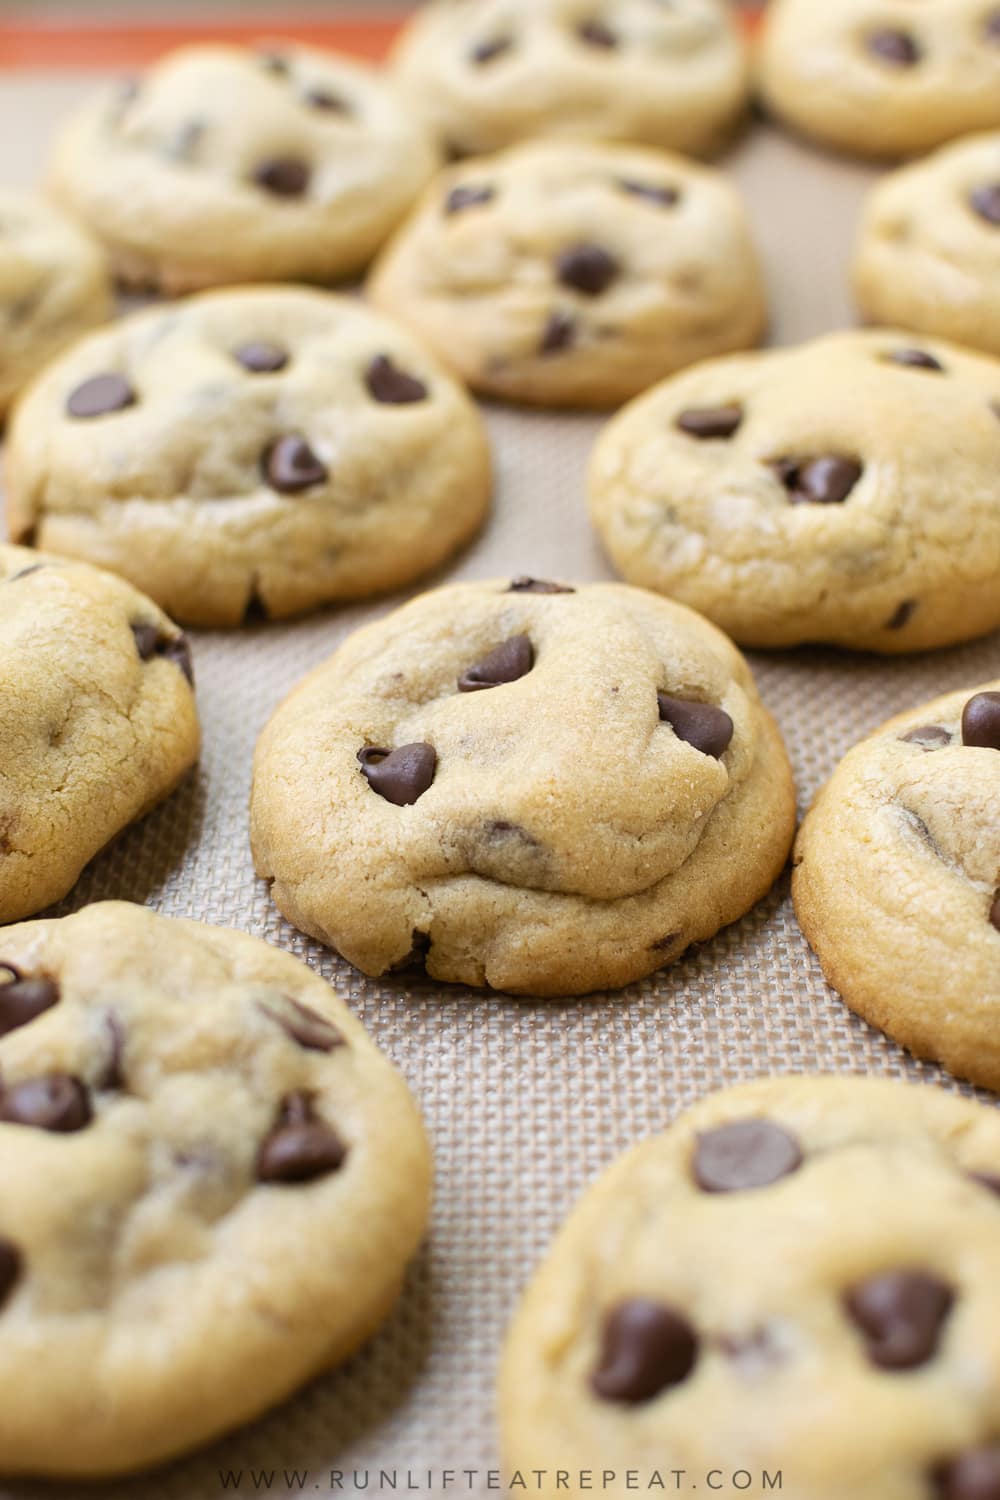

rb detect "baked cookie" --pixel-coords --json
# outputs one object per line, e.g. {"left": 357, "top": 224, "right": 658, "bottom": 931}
{"left": 588, "top": 329, "right": 1000, "bottom": 652}
{"left": 4, "top": 286, "right": 491, "bottom": 627}
{"left": 368, "top": 140, "right": 766, "bottom": 409}
{"left": 250, "top": 579, "right": 795, "bottom": 997}
{"left": 0, "top": 545, "right": 199, "bottom": 924}
{"left": 46, "top": 43, "right": 438, "bottom": 292}
{"left": 855, "top": 132, "right": 1000, "bottom": 359}
{"left": 793, "top": 683, "right": 1000, "bottom": 1090}
{"left": 391, "top": 0, "right": 749, "bottom": 159}
{"left": 0, "top": 900, "right": 431, "bottom": 1477}
{"left": 758, "top": 0, "right": 1000, "bottom": 160}
{"left": 501, "top": 1075, "right": 1000, "bottom": 1500}
{"left": 0, "top": 191, "right": 112, "bottom": 420}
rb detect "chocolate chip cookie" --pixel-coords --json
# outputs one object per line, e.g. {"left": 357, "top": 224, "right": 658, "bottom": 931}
{"left": 4, "top": 286, "right": 491, "bottom": 626}
{"left": 46, "top": 43, "right": 438, "bottom": 292}
{"left": 250, "top": 579, "right": 795, "bottom": 996}
{"left": 0, "top": 191, "right": 112, "bottom": 419}
{"left": 759, "top": 0, "right": 1000, "bottom": 159}
{"left": 368, "top": 140, "right": 765, "bottom": 409}
{"left": 588, "top": 329, "right": 1000, "bottom": 652}
{"left": 501, "top": 1075, "right": 1000, "bottom": 1500}
{"left": 0, "top": 545, "right": 199, "bottom": 923}
{"left": 0, "top": 900, "right": 431, "bottom": 1477}
{"left": 794, "top": 683, "right": 1000, "bottom": 1090}
{"left": 855, "top": 132, "right": 1000, "bottom": 358}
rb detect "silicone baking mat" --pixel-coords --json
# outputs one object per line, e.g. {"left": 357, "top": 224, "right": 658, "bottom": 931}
{"left": 0, "top": 13, "right": 998, "bottom": 1498}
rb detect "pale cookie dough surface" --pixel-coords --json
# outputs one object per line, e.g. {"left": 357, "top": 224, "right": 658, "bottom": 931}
{"left": 250, "top": 578, "right": 796, "bottom": 997}
{"left": 588, "top": 329, "right": 1000, "bottom": 652}
{"left": 46, "top": 43, "right": 439, "bottom": 293}
{"left": 4, "top": 286, "right": 492, "bottom": 627}
{"left": 368, "top": 140, "right": 766, "bottom": 410}
{"left": 793, "top": 683, "right": 1000, "bottom": 1090}
{"left": 501, "top": 1075, "right": 1000, "bottom": 1500}
{"left": 0, "top": 901, "right": 432, "bottom": 1478}
{"left": 0, "top": 191, "right": 112, "bottom": 419}
{"left": 0, "top": 544, "right": 199, "bottom": 924}
{"left": 391, "top": 0, "right": 748, "bottom": 159}
{"left": 759, "top": 0, "right": 1000, "bottom": 160}
{"left": 855, "top": 132, "right": 1000, "bottom": 358}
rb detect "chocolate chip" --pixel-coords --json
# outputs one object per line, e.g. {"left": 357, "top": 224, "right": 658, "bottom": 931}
{"left": 577, "top": 19, "right": 618, "bottom": 48}
{"left": 962, "top": 691, "right": 1000, "bottom": 750}
{"left": 234, "top": 341, "right": 288, "bottom": 374}
{"left": 617, "top": 179, "right": 680, "bottom": 208}
{"left": 0, "top": 1073, "right": 92, "bottom": 1133}
{"left": 591, "top": 1299, "right": 698, "bottom": 1404}
{"left": 657, "top": 694, "right": 734, "bottom": 759}
{"left": 66, "top": 373, "right": 136, "bottom": 419}
{"left": 458, "top": 635, "right": 534, "bottom": 692}
{"left": 935, "top": 1445, "right": 1000, "bottom": 1499}
{"left": 366, "top": 354, "right": 428, "bottom": 405}
{"left": 445, "top": 183, "right": 495, "bottom": 215}
{"left": 260, "top": 996, "right": 343, "bottom": 1053}
{"left": 257, "top": 1092, "right": 346, "bottom": 1183}
{"left": 886, "top": 599, "right": 917, "bottom": 630}
{"left": 470, "top": 35, "right": 512, "bottom": 64}
{"left": 676, "top": 405, "right": 743, "bottom": 440}
{"left": 971, "top": 1170, "right": 1000, "bottom": 1195}
{"left": 304, "top": 88, "right": 351, "bottom": 113}
{"left": 359, "top": 743, "right": 437, "bottom": 806}
{"left": 101, "top": 1012, "right": 125, "bottom": 1091}
{"left": 693, "top": 1119, "right": 802, "bottom": 1193}
{"left": 773, "top": 456, "right": 863, "bottom": 506}
{"left": 845, "top": 1271, "right": 953, "bottom": 1370}
{"left": 556, "top": 244, "right": 620, "bottom": 296}
{"left": 263, "top": 435, "right": 328, "bottom": 493}
{"left": 540, "top": 311, "right": 577, "bottom": 355}
{"left": 901, "top": 725, "right": 951, "bottom": 749}
{"left": 253, "top": 156, "right": 310, "bottom": 197}
{"left": 867, "top": 28, "right": 920, "bottom": 66}
{"left": 0, "top": 1238, "right": 20, "bottom": 1310}
{"left": 508, "top": 577, "right": 575, "bottom": 594}
{"left": 991, "top": 894, "right": 1000, "bottom": 933}
{"left": 131, "top": 623, "right": 195, "bottom": 685}
{"left": 0, "top": 968, "right": 58, "bottom": 1037}
{"left": 971, "top": 185, "right": 1000, "bottom": 226}
{"left": 886, "top": 348, "right": 944, "bottom": 372}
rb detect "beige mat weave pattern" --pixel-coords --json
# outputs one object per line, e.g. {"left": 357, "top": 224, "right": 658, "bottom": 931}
{"left": 1, "top": 82, "right": 999, "bottom": 1498}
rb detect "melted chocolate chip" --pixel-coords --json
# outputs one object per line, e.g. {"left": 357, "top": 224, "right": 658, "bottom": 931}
{"left": 260, "top": 997, "right": 343, "bottom": 1053}
{"left": 0, "top": 1238, "right": 20, "bottom": 1310}
{"left": 66, "top": 373, "right": 136, "bottom": 420}
{"left": 304, "top": 88, "right": 350, "bottom": 113}
{"left": 366, "top": 354, "right": 428, "bottom": 405}
{"left": 263, "top": 435, "right": 328, "bottom": 493}
{"left": 253, "top": 156, "right": 311, "bottom": 197}
{"left": 867, "top": 28, "right": 920, "bottom": 66}
{"left": 101, "top": 1012, "right": 126, "bottom": 1091}
{"left": 901, "top": 725, "right": 951, "bottom": 749}
{"left": 935, "top": 1445, "right": 1000, "bottom": 1499}
{"left": 0, "top": 1073, "right": 92, "bottom": 1133}
{"left": 772, "top": 456, "right": 863, "bottom": 506}
{"left": 886, "top": 599, "right": 918, "bottom": 630}
{"left": 617, "top": 178, "right": 680, "bottom": 208}
{"left": 676, "top": 405, "right": 743, "bottom": 440}
{"left": 971, "top": 1170, "right": 1000, "bottom": 1195}
{"left": 540, "top": 311, "right": 577, "bottom": 355}
{"left": 845, "top": 1271, "right": 953, "bottom": 1369}
{"left": 131, "top": 623, "right": 195, "bottom": 685}
{"left": 470, "top": 35, "right": 512, "bottom": 65}
{"left": 991, "top": 894, "right": 1000, "bottom": 933}
{"left": 458, "top": 635, "right": 534, "bottom": 692}
{"left": 359, "top": 743, "right": 437, "bottom": 806}
{"left": 657, "top": 694, "right": 734, "bottom": 759}
{"left": 0, "top": 968, "right": 58, "bottom": 1037}
{"left": 962, "top": 692, "right": 1000, "bottom": 750}
{"left": 591, "top": 1299, "right": 698, "bottom": 1404}
{"left": 234, "top": 341, "right": 288, "bottom": 373}
{"left": 445, "top": 183, "right": 495, "bottom": 215}
{"left": 257, "top": 1092, "right": 346, "bottom": 1183}
{"left": 508, "top": 577, "right": 575, "bottom": 594}
{"left": 556, "top": 244, "right": 620, "bottom": 296}
{"left": 577, "top": 19, "right": 618, "bottom": 48}
{"left": 693, "top": 1119, "right": 802, "bottom": 1193}
{"left": 971, "top": 184, "right": 1000, "bottom": 226}
{"left": 886, "top": 348, "right": 944, "bottom": 373}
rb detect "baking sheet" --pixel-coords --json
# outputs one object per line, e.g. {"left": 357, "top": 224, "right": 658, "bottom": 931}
{"left": 1, "top": 69, "right": 999, "bottom": 1500}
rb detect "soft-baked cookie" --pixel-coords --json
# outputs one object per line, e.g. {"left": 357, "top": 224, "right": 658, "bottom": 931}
{"left": 4, "top": 286, "right": 492, "bottom": 627}
{"left": 793, "top": 683, "right": 1000, "bottom": 1090}
{"left": 855, "top": 132, "right": 1000, "bottom": 358}
{"left": 588, "top": 329, "right": 1000, "bottom": 652}
{"left": 368, "top": 140, "right": 766, "bottom": 409}
{"left": 391, "top": 0, "right": 749, "bottom": 160}
{"left": 250, "top": 578, "right": 795, "bottom": 996}
{"left": 0, "top": 545, "right": 199, "bottom": 923}
{"left": 0, "top": 901, "right": 431, "bottom": 1477}
{"left": 46, "top": 43, "right": 438, "bottom": 292}
{"left": 501, "top": 1075, "right": 1000, "bottom": 1500}
{"left": 0, "top": 191, "right": 112, "bottom": 420}
{"left": 758, "top": 0, "right": 1000, "bottom": 160}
